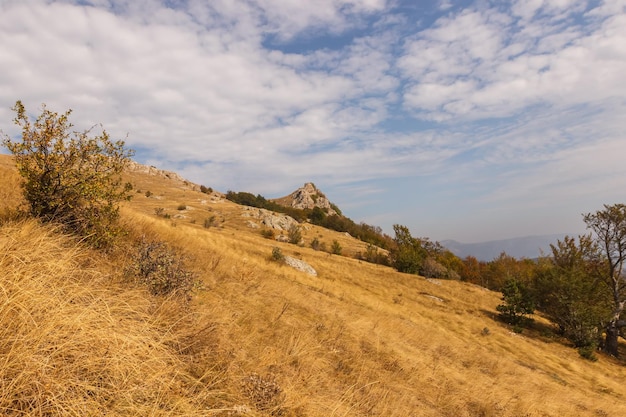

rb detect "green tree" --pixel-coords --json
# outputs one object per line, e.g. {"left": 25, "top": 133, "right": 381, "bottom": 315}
{"left": 583, "top": 204, "right": 626, "bottom": 357}
{"left": 496, "top": 278, "right": 535, "bottom": 329}
{"left": 390, "top": 224, "right": 426, "bottom": 274}
{"left": 331, "top": 240, "right": 342, "bottom": 255}
{"left": 2, "top": 101, "right": 133, "bottom": 248}
{"left": 534, "top": 235, "right": 610, "bottom": 354}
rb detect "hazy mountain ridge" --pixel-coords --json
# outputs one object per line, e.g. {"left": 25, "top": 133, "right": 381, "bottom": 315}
{"left": 443, "top": 233, "right": 571, "bottom": 261}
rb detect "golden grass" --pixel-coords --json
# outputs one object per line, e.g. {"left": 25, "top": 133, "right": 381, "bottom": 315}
{"left": 0, "top": 220, "right": 235, "bottom": 416}
{"left": 2, "top": 153, "right": 626, "bottom": 416}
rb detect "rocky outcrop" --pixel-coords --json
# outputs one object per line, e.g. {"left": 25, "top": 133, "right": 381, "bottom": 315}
{"left": 127, "top": 161, "right": 190, "bottom": 183}
{"left": 274, "top": 183, "right": 338, "bottom": 216}
{"left": 241, "top": 207, "right": 299, "bottom": 231}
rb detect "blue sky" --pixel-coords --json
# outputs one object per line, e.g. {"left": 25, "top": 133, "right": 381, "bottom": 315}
{"left": 1, "top": 0, "right": 625, "bottom": 242}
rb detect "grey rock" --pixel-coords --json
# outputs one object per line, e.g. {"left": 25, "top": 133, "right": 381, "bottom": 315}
{"left": 284, "top": 256, "right": 317, "bottom": 276}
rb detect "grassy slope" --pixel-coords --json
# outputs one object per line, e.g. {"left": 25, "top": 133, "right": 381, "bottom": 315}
{"left": 1, "top": 154, "right": 626, "bottom": 416}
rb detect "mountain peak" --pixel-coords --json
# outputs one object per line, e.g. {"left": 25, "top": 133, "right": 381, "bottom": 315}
{"left": 273, "top": 182, "right": 339, "bottom": 216}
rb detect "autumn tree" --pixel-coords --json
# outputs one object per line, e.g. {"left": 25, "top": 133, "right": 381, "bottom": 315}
{"left": 2, "top": 101, "right": 133, "bottom": 248}
{"left": 583, "top": 204, "right": 626, "bottom": 357}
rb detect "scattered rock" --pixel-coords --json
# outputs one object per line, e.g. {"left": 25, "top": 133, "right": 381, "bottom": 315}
{"left": 284, "top": 256, "right": 317, "bottom": 276}
{"left": 246, "top": 221, "right": 260, "bottom": 229}
{"left": 276, "top": 235, "right": 289, "bottom": 243}
{"left": 422, "top": 294, "right": 444, "bottom": 303}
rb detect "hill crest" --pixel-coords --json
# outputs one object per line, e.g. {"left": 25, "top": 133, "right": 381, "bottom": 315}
{"left": 272, "top": 182, "right": 339, "bottom": 216}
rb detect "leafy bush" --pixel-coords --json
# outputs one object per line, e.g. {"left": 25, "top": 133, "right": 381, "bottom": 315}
{"left": 331, "top": 240, "right": 342, "bottom": 255}
{"left": 1, "top": 101, "right": 133, "bottom": 248}
{"left": 177, "top": 204, "right": 187, "bottom": 210}
{"left": 130, "top": 237, "right": 196, "bottom": 300}
{"left": 200, "top": 185, "right": 212, "bottom": 194}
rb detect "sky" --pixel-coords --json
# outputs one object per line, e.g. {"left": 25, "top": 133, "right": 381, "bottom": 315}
{"left": 1, "top": 0, "right": 625, "bottom": 243}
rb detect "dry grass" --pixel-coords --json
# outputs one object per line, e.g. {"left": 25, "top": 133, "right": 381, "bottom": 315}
{"left": 0, "top": 220, "right": 233, "bottom": 416}
{"left": 2, "top": 154, "right": 626, "bottom": 416}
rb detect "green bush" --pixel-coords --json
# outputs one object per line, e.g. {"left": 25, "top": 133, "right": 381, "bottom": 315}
{"left": 496, "top": 279, "right": 535, "bottom": 328}
{"left": 331, "top": 240, "right": 342, "bottom": 255}
{"left": 2, "top": 101, "right": 133, "bottom": 248}
{"left": 177, "top": 204, "right": 187, "bottom": 210}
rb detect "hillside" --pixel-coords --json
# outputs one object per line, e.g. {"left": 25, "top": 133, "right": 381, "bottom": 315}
{"left": 2, "top": 154, "right": 626, "bottom": 416}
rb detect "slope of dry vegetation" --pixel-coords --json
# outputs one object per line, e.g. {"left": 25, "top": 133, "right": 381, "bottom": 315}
{"left": 2, "top": 154, "right": 626, "bottom": 416}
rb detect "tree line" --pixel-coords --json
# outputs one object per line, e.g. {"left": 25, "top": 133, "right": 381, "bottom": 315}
{"left": 444, "top": 205, "right": 626, "bottom": 359}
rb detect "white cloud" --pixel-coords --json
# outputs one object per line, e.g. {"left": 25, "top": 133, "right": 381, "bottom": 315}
{"left": 399, "top": 2, "right": 626, "bottom": 123}
{"left": 1, "top": 0, "right": 626, "bottom": 242}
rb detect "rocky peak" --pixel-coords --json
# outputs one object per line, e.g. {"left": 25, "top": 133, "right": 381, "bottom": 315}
{"left": 279, "top": 182, "right": 338, "bottom": 216}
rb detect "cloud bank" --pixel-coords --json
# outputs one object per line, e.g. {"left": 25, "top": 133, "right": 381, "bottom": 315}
{"left": 1, "top": 0, "right": 625, "bottom": 242}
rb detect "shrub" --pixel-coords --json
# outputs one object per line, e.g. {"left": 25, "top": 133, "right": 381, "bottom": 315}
{"left": 260, "top": 229, "right": 275, "bottom": 239}
{"left": 177, "top": 204, "right": 187, "bottom": 211}
{"left": 145, "top": 190, "right": 152, "bottom": 197}
{"left": 310, "top": 237, "right": 321, "bottom": 250}
{"left": 331, "top": 240, "right": 342, "bottom": 255}
{"left": 271, "top": 247, "right": 285, "bottom": 263}
{"left": 356, "top": 243, "right": 391, "bottom": 266}
{"left": 2, "top": 101, "right": 134, "bottom": 248}
{"left": 203, "top": 215, "right": 217, "bottom": 228}
{"left": 287, "top": 224, "right": 302, "bottom": 245}
{"left": 421, "top": 257, "right": 448, "bottom": 278}
{"left": 200, "top": 185, "right": 213, "bottom": 194}
{"left": 241, "top": 373, "right": 284, "bottom": 412}
{"left": 155, "top": 207, "right": 165, "bottom": 217}
{"left": 578, "top": 345, "right": 598, "bottom": 361}
{"left": 130, "top": 237, "right": 196, "bottom": 300}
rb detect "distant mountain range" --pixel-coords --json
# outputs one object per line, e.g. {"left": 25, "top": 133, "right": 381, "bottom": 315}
{"left": 442, "top": 234, "right": 571, "bottom": 261}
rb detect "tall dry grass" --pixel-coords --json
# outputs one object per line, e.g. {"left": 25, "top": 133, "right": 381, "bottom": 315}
{"left": 0, "top": 220, "right": 231, "bottom": 416}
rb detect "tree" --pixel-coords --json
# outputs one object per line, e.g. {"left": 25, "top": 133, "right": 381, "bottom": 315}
{"left": 2, "top": 101, "right": 133, "bottom": 248}
{"left": 534, "top": 235, "right": 610, "bottom": 355}
{"left": 496, "top": 278, "right": 535, "bottom": 330}
{"left": 390, "top": 224, "right": 426, "bottom": 274}
{"left": 583, "top": 204, "right": 626, "bottom": 357}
